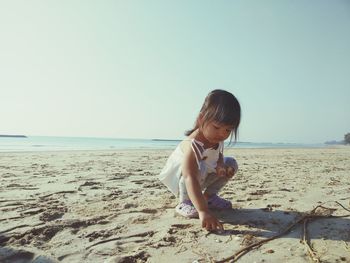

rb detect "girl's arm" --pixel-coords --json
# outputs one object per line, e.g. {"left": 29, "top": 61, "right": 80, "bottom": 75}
{"left": 181, "top": 142, "right": 223, "bottom": 231}
{"left": 218, "top": 152, "right": 224, "bottom": 164}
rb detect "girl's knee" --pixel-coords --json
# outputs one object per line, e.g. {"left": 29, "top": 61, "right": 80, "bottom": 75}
{"left": 224, "top": 157, "right": 238, "bottom": 173}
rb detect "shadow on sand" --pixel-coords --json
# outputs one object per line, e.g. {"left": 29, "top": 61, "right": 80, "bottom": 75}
{"left": 213, "top": 207, "right": 350, "bottom": 242}
{"left": 0, "top": 233, "right": 57, "bottom": 263}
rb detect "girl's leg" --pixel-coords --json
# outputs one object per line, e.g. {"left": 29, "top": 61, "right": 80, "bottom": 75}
{"left": 224, "top": 156, "right": 238, "bottom": 175}
{"left": 204, "top": 157, "right": 238, "bottom": 209}
{"left": 178, "top": 175, "right": 190, "bottom": 202}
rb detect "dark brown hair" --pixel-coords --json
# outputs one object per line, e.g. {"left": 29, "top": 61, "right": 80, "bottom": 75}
{"left": 185, "top": 89, "right": 241, "bottom": 142}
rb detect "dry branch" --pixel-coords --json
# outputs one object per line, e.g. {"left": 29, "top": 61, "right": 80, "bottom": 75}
{"left": 215, "top": 202, "right": 350, "bottom": 263}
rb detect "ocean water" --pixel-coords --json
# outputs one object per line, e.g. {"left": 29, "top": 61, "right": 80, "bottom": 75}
{"left": 0, "top": 136, "right": 326, "bottom": 152}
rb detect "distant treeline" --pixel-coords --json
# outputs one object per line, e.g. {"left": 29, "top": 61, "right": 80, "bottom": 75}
{"left": 326, "top": 132, "right": 350, "bottom": 145}
{"left": 345, "top": 133, "right": 350, "bottom": 144}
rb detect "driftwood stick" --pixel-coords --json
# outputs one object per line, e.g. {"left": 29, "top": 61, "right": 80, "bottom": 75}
{"left": 215, "top": 202, "right": 350, "bottom": 263}
{"left": 215, "top": 214, "right": 307, "bottom": 263}
{"left": 335, "top": 201, "right": 350, "bottom": 213}
{"left": 301, "top": 218, "right": 320, "bottom": 263}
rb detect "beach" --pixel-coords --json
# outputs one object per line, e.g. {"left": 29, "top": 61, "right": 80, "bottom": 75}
{"left": 0, "top": 147, "right": 349, "bottom": 263}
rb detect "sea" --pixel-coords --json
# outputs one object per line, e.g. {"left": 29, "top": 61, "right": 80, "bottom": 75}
{"left": 0, "top": 136, "right": 326, "bottom": 152}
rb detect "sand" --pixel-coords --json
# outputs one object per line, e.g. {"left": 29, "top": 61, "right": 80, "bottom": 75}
{"left": 0, "top": 146, "right": 350, "bottom": 263}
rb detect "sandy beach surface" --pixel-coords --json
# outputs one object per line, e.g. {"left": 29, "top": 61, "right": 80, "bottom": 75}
{"left": 0, "top": 147, "right": 350, "bottom": 263}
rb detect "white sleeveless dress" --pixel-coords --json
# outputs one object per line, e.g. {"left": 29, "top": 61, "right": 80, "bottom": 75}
{"left": 158, "top": 139, "right": 224, "bottom": 196}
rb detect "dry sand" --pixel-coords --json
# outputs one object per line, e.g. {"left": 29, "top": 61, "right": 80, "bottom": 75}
{"left": 0, "top": 147, "right": 350, "bottom": 263}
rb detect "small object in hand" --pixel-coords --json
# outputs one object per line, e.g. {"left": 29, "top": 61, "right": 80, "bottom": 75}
{"left": 226, "top": 166, "right": 235, "bottom": 177}
{"left": 217, "top": 166, "right": 226, "bottom": 177}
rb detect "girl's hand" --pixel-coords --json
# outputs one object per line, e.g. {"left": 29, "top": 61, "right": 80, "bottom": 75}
{"left": 226, "top": 166, "right": 236, "bottom": 178}
{"left": 198, "top": 211, "right": 223, "bottom": 231}
{"left": 216, "top": 164, "right": 227, "bottom": 177}
{"left": 216, "top": 164, "right": 236, "bottom": 178}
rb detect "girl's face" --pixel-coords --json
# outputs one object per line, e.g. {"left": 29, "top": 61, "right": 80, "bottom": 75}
{"left": 201, "top": 121, "right": 233, "bottom": 144}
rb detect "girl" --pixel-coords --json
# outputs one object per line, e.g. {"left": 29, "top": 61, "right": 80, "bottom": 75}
{"left": 159, "top": 90, "right": 241, "bottom": 231}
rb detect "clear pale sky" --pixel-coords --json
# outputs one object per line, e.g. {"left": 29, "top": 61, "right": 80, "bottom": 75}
{"left": 1, "top": 1, "right": 349, "bottom": 143}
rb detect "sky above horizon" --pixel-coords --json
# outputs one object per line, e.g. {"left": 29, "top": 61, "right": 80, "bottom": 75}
{"left": 1, "top": 1, "right": 349, "bottom": 144}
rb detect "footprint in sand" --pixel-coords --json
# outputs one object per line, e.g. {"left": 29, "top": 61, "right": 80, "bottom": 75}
{"left": 39, "top": 204, "right": 67, "bottom": 222}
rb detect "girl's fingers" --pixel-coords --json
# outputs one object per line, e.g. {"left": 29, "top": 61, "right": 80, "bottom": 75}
{"left": 217, "top": 167, "right": 226, "bottom": 177}
{"left": 209, "top": 223, "right": 223, "bottom": 231}
{"left": 217, "top": 221, "right": 224, "bottom": 230}
{"left": 203, "top": 221, "right": 214, "bottom": 231}
{"left": 226, "top": 166, "right": 235, "bottom": 177}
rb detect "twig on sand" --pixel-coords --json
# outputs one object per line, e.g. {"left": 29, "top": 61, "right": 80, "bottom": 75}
{"left": 344, "top": 241, "right": 350, "bottom": 252}
{"left": 335, "top": 201, "right": 350, "bottom": 213}
{"left": 301, "top": 218, "right": 320, "bottom": 263}
{"left": 191, "top": 247, "right": 215, "bottom": 263}
{"left": 215, "top": 202, "right": 350, "bottom": 263}
{"left": 215, "top": 215, "right": 304, "bottom": 263}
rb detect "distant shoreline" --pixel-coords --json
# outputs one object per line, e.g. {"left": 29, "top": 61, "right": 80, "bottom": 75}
{"left": 0, "top": 136, "right": 332, "bottom": 152}
{"left": 0, "top": 135, "right": 27, "bottom": 138}
{"left": 152, "top": 139, "right": 181, "bottom": 142}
